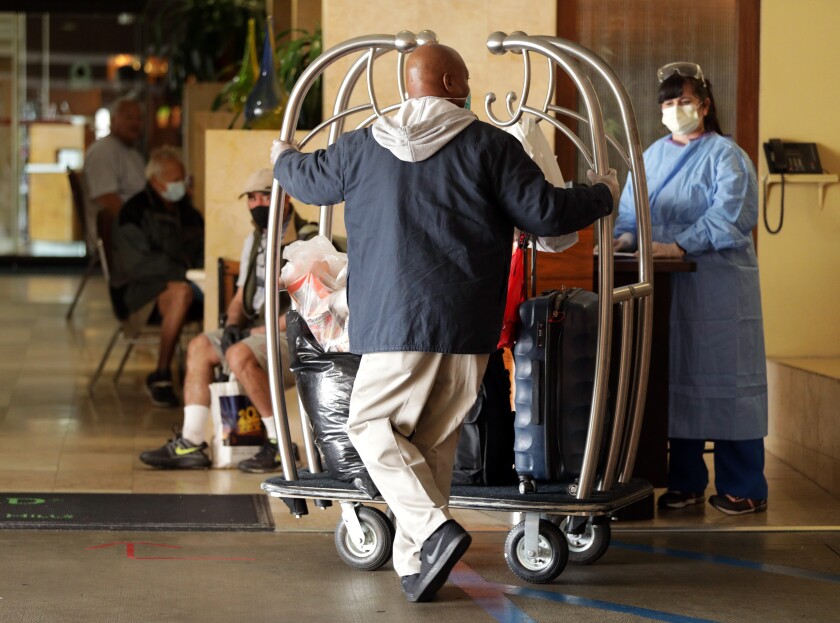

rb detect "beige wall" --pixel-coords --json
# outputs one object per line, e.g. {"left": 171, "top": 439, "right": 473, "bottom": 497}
{"left": 203, "top": 129, "right": 327, "bottom": 330}
{"left": 322, "top": 0, "right": 557, "bottom": 128}
{"left": 759, "top": 1, "right": 840, "bottom": 358}
{"left": 204, "top": 130, "right": 275, "bottom": 330}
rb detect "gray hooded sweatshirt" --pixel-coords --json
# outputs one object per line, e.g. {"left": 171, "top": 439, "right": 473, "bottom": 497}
{"left": 276, "top": 97, "right": 612, "bottom": 355}
{"left": 371, "top": 96, "right": 477, "bottom": 162}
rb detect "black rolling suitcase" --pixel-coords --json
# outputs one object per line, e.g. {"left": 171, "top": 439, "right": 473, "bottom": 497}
{"left": 512, "top": 287, "right": 599, "bottom": 490}
{"left": 452, "top": 349, "right": 518, "bottom": 486}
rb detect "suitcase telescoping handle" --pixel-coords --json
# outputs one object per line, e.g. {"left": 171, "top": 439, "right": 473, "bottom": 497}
{"left": 519, "top": 232, "right": 538, "bottom": 299}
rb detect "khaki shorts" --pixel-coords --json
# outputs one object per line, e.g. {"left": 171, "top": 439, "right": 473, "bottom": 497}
{"left": 204, "top": 328, "right": 295, "bottom": 387}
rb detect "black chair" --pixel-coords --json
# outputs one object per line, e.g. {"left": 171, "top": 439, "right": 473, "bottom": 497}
{"left": 65, "top": 168, "right": 100, "bottom": 320}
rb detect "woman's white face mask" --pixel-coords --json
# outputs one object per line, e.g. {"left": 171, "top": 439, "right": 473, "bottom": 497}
{"left": 661, "top": 104, "right": 700, "bottom": 135}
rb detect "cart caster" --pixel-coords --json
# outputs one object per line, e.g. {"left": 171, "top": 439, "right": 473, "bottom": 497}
{"left": 334, "top": 505, "right": 394, "bottom": 571}
{"left": 518, "top": 478, "right": 537, "bottom": 494}
{"left": 559, "top": 516, "right": 611, "bottom": 565}
{"left": 504, "top": 519, "right": 568, "bottom": 583}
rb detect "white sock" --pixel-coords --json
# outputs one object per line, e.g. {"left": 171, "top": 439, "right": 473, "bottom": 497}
{"left": 182, "top": 405, "right": 210, "bottom": 445}
{"left": 261, "top": 416, "right": 277, "bottom": 442}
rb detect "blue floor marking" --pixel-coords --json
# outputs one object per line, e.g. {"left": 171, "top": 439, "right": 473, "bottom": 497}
{"left": 503, "top": 585, "right": 722, "bottom": 623}
{"left": 449, "top": 564, "right": 538, "bottom": 623}
{"left": 451, "top": 562, "right": 722, "bottom": 623}
{"left": 612, "top": 541, "right": 840, "bottom": 584}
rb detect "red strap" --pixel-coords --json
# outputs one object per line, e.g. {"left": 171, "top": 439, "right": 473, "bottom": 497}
{"left": 497, "top": 245, "right": 526, "bottom": 349}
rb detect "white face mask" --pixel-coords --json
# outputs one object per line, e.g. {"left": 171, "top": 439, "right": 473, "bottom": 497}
{"left": 661, "top": 104, "right": 701, "bottom": 135}
{"left": 161, "top": 180, "right": 186, "bottom": 203}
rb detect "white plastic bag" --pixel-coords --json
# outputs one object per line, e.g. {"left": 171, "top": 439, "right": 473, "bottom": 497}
{"left": 209, "top": 373, "right": 264, "bottom": 468}
{"left": 506, "top": 117, "right": 578, "bottom": 253}
{"left": 281, "top": 235, "right": 350, "bottom": 352}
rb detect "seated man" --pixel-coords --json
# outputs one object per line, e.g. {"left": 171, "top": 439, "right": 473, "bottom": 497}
{"left": 110, "top": 146, "right": 205, "bottom": 407}
{"left": 139, "top": 168, "right": 318, "bottom": 472}
{"left": 83, "top": 97, "right": 147, "bottom": 234}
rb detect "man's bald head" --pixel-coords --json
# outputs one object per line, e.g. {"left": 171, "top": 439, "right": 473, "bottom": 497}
{"left": 406, "top": 43, "right": 470, "bottom": 104}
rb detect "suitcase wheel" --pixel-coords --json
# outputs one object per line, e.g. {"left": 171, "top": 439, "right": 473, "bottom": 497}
{"left": 518, "top": 478, "right": 537, "bottom": 494}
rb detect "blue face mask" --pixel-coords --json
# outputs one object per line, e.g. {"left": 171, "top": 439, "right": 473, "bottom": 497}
{"left": 448, "top": 92, "right": 471, "bottom": 110}
{"left": 161, "top": 180, "right": 186, "bottom": 203}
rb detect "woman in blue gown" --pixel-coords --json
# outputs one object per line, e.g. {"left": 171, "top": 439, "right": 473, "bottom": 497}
{"left": 613, "top": 62, "right": 768, "bottom": 515}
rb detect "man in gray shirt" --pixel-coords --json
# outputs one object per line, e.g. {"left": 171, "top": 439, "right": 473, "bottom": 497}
{"left": 83, "top": 97, "right": 146, "bottom": 233}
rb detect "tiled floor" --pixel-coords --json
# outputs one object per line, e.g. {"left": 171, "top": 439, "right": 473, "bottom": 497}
{"left": 1, "top": 271, "right": 840, "bottom": 622}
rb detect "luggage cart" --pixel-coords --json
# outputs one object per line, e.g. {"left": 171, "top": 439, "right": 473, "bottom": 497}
{"left": 262, "top": 30, "right": 654, "bottom": 584}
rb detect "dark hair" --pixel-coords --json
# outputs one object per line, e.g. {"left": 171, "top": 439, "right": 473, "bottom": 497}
{"left": 658, "top": 74, "right": 723, "bottom": 135}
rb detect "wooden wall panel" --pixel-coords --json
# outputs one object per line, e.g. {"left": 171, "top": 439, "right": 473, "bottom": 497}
{"left": 547, "top": 0, "right": 594, "bottom": 292}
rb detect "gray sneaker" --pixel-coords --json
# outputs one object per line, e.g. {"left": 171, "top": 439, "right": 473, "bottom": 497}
{"left": 140, "top": 433, "right": 210, "bottom": 469}
{"left": 657, "top": 490, "right": 706, "bottom": 509}
{"left": 709, "top": 494, "right": 768, "bottom": 515}
{"left": 237, "top": 439, "right": 300, "bottom": 474}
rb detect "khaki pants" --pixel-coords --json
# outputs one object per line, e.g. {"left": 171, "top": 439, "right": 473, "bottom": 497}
{"left": 347, "top": 351, "right": 488, "bottom": 577}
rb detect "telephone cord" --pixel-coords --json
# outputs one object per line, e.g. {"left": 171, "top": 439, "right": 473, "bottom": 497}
{"left": 763, "top": 173, "right": 784, "bottom": 235}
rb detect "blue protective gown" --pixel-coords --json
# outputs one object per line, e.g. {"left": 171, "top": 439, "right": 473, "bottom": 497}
{"left": 614, "top": 132, "right": 768, "bottom": 440}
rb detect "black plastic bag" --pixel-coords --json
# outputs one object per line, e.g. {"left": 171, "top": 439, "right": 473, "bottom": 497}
{"left": 452, "top": 349, "right": 518, "bottom": 486}
{"left": 285, "top": 311, "right": 378, "bottom": 499}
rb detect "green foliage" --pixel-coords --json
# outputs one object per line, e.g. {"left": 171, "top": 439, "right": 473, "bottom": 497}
{"left": 143, "top": 0, "right": 265, "bottom": 97}
{"left": 275, "top": 27, "right": 322, "bottom": 130}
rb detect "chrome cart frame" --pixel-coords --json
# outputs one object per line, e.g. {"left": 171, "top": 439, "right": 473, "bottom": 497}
{"left": 262, "top": 30, "right": 653, "bottom": 583}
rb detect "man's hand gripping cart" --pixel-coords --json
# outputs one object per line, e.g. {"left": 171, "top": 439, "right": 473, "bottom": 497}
{"left": 262, "top": 30, "right": 654, "bottom": 584}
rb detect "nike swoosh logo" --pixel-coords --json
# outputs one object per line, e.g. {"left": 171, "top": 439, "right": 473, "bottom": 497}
{"left": 175, "top": 446, "right": 201, "bottom": 456}
{"left": 423, "top": 536, "right": 446, "bottom": 565}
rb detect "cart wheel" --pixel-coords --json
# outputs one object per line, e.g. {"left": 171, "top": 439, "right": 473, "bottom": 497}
{"left": 334, "top": 505, "right": 394, "bottom": 571}
{"left": 504, "top": 519, "right": 569, "bottom": 583}
{"left": 560, "top": 517, "right": 611, "bottom": 565}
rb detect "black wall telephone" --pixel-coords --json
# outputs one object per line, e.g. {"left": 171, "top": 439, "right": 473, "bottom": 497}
{"left": 761, "top": 139, "right": 824, "bottom": 234}
{"left": 763, "top": 139, "right": 823, "bottom": 174}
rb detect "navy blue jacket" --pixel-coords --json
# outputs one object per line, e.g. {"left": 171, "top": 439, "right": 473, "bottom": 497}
{"left": 276, "top": 120, "right": 612, "bottom": 355}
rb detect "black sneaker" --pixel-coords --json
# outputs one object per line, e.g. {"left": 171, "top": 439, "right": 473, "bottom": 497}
{"left": 237, "top": 439, "right": 300, "bottom": 474}
{"left": 145, "top": 371, "right": 179, "bottom": 408}
{"left": 709, "top": 494, "right": 768, "bottom": 515}
{"left": 400, "top": 574, "right": 420, "bottom": 599}
{"left": 403, "top": 519, "right": 471, "bottom": 603}
{"left": 657, "top": 490, "right": 706, "bottom": 510}
{"left": 139, "top": 433, "right": 211, "bottom": 469}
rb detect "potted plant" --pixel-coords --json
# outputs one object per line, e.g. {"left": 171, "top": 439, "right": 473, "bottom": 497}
{"left": 275, "top": 27, "right": 323, "bottom": 130}
{"left": 142, "top": 0, "right": 266, "bottom": 97}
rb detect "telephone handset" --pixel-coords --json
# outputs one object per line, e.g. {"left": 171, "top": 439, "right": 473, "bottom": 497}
{"left": 763, "top": 139, "right": 822, "bottom": 174}
{"left": 761, "top": 139, "right": 824, "bottom": 235}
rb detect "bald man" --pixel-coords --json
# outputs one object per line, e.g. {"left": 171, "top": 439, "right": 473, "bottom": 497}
{"left": 84, "top": 97, "right": 146, "bottom": 231}
{"left": 272, "top": 43, "right": 619, "bottom": 602}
